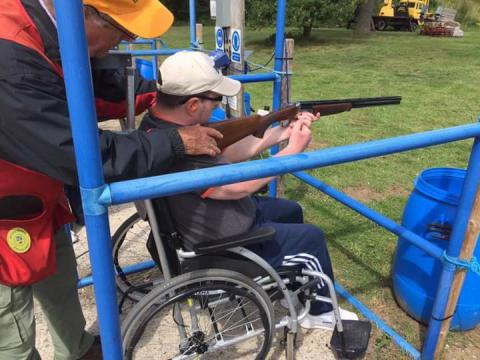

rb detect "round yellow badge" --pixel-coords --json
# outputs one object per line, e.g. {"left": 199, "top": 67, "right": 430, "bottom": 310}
{"left": 7, "top": 228, "right": 32, "bottom": 254}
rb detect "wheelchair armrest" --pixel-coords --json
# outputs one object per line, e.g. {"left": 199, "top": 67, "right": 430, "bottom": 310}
{"left": 192, "top": 226, "right": 276, "bottom": 255}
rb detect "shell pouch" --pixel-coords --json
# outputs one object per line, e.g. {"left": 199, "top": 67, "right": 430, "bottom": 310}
{"left": 0, "top": 195, "right": 56, "bottom": 286}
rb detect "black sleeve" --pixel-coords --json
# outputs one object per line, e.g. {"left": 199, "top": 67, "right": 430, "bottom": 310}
{"left": 0, "top": 41, "right": 182, "bottom": 185}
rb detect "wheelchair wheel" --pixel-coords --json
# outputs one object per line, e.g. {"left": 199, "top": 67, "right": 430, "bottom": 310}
{"left": 122, "top": 269, "right": 275, "bottom": 360}
{"left": 112, "top": 212, "right": 162, "bottom": 301}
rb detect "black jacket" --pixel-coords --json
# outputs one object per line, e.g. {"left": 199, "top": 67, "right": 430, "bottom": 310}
{"left": 0, "top": 0, "right": 184, "bottom": 186}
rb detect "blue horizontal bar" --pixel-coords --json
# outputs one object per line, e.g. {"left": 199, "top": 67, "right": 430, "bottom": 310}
{"left": 110, "top": 48, "right": 277, "bottom": 83}
{"left": 77, "top": 259, "right": 156, "bottom": 289}
{"left": 335, "top": 282, "right": 421, "bottom": 359}
{"left": 109, "top": 49, "right": 189, "bottom": 56}
{"left": 293, "top": 172, "right": 444, "bottom": 259}
{"left": 230, "top": 73, "right": 278, "bottom": 83}
{"left": 77, "top": 274, "right": 95, "bottom": 289}
{"left": 122, "top": 39, "right": 156, "bottom": 45}
{"left": 103, "top": 123, "right": 480, "bottom": 207}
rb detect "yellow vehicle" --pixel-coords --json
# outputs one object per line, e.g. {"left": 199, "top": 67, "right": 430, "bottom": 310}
{"left": 373, "top": 0, "right": 430, "bottom": 31}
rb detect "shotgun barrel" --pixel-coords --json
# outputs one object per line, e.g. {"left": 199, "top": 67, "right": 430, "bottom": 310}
{"left": 298, "top": 96, "right": 402, "bottom": 110}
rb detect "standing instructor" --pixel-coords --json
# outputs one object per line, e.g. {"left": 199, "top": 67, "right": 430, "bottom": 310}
{"left": 0, "top": 1, "right": 222, "bottom": 359}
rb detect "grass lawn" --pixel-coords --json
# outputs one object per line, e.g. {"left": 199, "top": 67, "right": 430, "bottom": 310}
{"left": 159, "top": 26, "right": 480, "bottom": 358}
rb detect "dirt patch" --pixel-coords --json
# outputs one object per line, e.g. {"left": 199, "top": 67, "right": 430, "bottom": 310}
{"left": 343, "top": 185, "right": 409, "bottom": 203}
{"left": 383, "top": 185, "right": 410, "bottom": 199}
{"left": 343, "top": 186, "right": 384, "bottom": 203}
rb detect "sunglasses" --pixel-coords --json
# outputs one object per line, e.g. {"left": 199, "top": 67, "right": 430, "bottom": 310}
{"left": 197, "top": 95, "right": 224, "bottom": 102}
{"left": 180, "top": 94, "right": 224, "bottom": 105}
{"left": 89, "top": 6, "right": 138, "bottom": 41}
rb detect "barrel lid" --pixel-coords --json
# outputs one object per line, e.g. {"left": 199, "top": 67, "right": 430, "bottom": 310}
{"left": 413, "top": 168, "right": 466, "bottom": 206}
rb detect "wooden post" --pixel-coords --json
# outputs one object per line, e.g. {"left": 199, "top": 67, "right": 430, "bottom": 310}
{"left": 281, "top": 39, "right": 294, "bottom": 108}
{"left": 195, "top": 23, "right": 204, "bottom": 49}
{"left": 276, "top": 38, "right": 295, "bottom": 198}
{"left": 433, "top": 185, "right": 480, "bottom": 359}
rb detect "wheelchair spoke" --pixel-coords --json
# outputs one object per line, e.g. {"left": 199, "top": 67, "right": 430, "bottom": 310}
{"left": 123, "top": 272, "right": 273, "bottom": 360}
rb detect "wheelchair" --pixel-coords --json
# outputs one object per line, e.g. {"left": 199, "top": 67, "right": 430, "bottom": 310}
{"left": 114, "top": 198, "right": 371, "bottom": 359}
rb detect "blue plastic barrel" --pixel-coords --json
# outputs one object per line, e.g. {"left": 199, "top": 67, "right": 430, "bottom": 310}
{"left": 393, "top": 168, "right": 480, "bottom": 331}
{"left": 135, "top": 58, "right": 155, "bottom": 80}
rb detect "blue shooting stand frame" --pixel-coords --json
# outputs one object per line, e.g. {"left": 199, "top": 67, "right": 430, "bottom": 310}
{"left": 53, "top": 0, "right": 480, "bottom": 359}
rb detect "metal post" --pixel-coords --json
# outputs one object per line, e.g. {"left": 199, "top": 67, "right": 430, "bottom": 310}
{"left": 276, "top": 38, "right": 295, "bottom": 198}
{"left": 189, "top": 0, "right": 197, "bottom": 47}
{"left": 268, "top": 0, "right": 287, "bottom": 197}
{"left": 151, "top": 39, "right": 158, "bottom": 81}
{"left": 54, "top": 1, "right": 122, "bottom": 359}
{"left": 422, "top": 137, "right": 480, "bottom": 359}
{"left": 125, "top": 66, "right": 136, "bottom": 129}
{"left": 226, "top": 0, "right": 245, "bottom": 118}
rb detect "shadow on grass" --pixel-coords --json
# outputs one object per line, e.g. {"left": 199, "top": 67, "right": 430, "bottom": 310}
{"left": 305, "top": 199, "right": 395, "bottom": 291}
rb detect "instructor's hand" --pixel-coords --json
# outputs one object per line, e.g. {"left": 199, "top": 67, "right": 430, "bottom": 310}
{"left": 178, "top": 125, "right": 223, "bottom": 156}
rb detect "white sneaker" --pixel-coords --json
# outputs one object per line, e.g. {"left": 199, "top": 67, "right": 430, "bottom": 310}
{"left": 299, "top": 307, "right": 359, "bottom": 330}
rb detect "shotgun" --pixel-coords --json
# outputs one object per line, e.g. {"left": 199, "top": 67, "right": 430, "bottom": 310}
{"left": 206, "top": 96, "right": 401, "bottom": 150}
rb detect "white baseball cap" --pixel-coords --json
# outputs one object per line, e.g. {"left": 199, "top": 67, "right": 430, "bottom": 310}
{"left": 157, "top": 51, "right": 241, "bottom": 97}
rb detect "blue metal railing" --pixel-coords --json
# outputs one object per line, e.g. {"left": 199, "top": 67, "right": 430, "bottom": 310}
{"left": 103, "top": 122, "right": 480, "bottom": 208}
{"left": 53, "top": 1, "right": 479, "bottom": 359}
{"left": 54, "top": 1, "right": 122, "bottom": 358}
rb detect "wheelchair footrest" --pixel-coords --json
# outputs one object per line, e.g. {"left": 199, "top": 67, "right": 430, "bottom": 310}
{"left": 330, "top": 320, "right": 371, "bottom": 359}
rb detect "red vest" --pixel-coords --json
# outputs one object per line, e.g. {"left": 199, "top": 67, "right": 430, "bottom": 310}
{"left": 0, "top": 0, "right": 74, "bottom": 286}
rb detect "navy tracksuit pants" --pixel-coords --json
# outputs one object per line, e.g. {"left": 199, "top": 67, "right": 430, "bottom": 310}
{"left": 247, "top": 196, "right": 334, "bottom": 315}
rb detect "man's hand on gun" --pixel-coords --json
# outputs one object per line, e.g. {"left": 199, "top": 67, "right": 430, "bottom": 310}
{"left": 279, "top": 111, "right": 320, "bottom": 143}
{"left": 294, "top": 111, "right": 320, "bottom": 127}
{"left": 178, "top": 125, "right": 223, "bottom": 157}
{"left": 283, "top": 118, "right": 312, "bottom": 155}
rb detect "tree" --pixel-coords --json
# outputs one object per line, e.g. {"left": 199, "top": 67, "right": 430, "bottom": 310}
{"left": 246, "top": 0, "right": 357, "bottom": 39}
{"left": 443, "top": 0, "right": 480, "bottom": 24}
{"left": 352, "top": 0, "right": 376, "bottom": 35}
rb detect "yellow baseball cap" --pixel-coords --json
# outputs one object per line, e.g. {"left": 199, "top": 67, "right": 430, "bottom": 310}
{"left": 83, "top": 0, "right": 174, "bottom": 39}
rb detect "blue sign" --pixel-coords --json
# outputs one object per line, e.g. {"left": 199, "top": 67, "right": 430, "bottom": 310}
{"left": 232, "top": 31, "right": 240, "bottom": 51}
{"left": 215, "top": 27, "right": 224, "bottom": 51}
{"left": 231, "top": 29, "right": 242, "bottom": 64}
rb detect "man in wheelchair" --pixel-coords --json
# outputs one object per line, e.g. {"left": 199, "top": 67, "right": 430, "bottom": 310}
{"left": 140, "top": 51, "right": 358, "bottom": 330}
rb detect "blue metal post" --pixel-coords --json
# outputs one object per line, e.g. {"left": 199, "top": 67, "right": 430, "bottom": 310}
{"left": 422, "top": 137, "right": 480, "bottom": 359}
{"left": 104, "top": 123, "right": 480, "bottom": 206}
{"left": 189, "top": 0, "right": 197, "bottom": 47}
{"left": 293, "top": 172, "right": 444, "bottom": 259}
{"left": 151, "top": 39, "right": 158, "bottom": 81}
{"left": 54, "top": 1, "right": 122, "bottom": 359}
{"left": 269, "top": 0, "right": 288, "bottom": 197}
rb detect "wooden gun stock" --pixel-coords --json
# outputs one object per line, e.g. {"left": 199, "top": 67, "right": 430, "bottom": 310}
{"left": 206, "top": 105, "right": 299, "bottom": 150}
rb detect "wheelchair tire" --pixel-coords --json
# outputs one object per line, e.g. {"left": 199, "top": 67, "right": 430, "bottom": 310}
{"left": 122, "top": 268, "right": 275, "bottom": 360}
{"left": 112, "top": 212, "right": 162, "bottom": 302}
